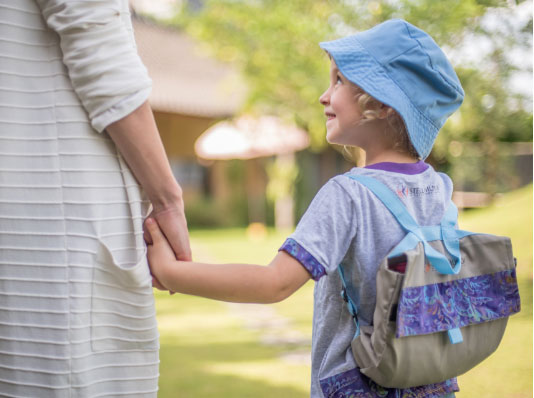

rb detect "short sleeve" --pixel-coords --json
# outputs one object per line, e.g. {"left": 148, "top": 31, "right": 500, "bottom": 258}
{"left": 279, "top": 178, "right": 357, "bottom": 280}
{"left": 36, "top": 0, "right": 152, "bottom": 132}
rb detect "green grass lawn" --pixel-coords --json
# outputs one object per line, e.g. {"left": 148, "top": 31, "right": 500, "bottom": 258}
{"left": 156, "top": 185, "right": 532, "bottom": 397}
{"left": 156, "top": 229, "right": 312, "bottom": 398}
{"left": 455, "top": 184, "right": 532, "bottom": 397}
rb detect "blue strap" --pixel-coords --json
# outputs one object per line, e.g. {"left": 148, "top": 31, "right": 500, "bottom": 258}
{"left": 337, "top": 265, "right": 360, "bottom": 338}
{"left": 389, "top": 228, "right": 474, "bottom": 259}
{"left": 440, "top": 202, "right": 461, "bottom": 266}
{"left": 346, "top": 174, "right": 462, "bottom": 275}
{"left": 346, "top": 175, "right": 421, "bottom": 232}
{"left": 448, "top": 327, "right": 464, "bottom": 344}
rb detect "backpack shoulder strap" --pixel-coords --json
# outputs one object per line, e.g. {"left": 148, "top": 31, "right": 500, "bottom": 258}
{"left": 337, "top": 265, "right": 360, "bottom": 338}
{"left": 345, "top": 174, "right": 421, "bottom": 232}
{"left": 345, "top": 173, "right": 462, "bottom": 275}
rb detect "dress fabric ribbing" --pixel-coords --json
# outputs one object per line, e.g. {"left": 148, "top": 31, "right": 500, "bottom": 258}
{"left": 0, "top": 1, "right": 159, "bottom": 397}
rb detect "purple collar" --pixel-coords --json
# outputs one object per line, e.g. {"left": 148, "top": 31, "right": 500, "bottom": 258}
{"left": 364, "top": 160, "right": 429, "bottom": 175}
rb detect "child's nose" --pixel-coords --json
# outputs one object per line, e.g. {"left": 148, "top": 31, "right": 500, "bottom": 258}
{"left": 319, "top": 89, "right": 330, "bottom": 105}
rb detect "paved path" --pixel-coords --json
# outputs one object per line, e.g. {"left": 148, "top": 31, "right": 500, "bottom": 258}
{"left": 226, "top": 302, "right": 311, "bottom": 365}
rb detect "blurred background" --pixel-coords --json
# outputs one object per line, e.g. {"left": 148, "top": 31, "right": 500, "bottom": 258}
{"left": 130, "top": 0, "right": 532, "bottom": 396}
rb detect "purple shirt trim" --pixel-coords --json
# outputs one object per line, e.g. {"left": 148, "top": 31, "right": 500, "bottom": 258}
{"left": 397, "top": 268, "right": 521, "bottom": 338}
{"left": 319, "top": 367, "right": 458, "bottom": 398}
{"left": 279, "top": 238, "right": 326, "bottom": 281}
{"left": 365, "top": 160, "right": 429, "bottom": 175}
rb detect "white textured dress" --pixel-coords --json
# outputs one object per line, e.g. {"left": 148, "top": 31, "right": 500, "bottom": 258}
{"left": 0, "top": 1, "right": 160, "bottom": 396}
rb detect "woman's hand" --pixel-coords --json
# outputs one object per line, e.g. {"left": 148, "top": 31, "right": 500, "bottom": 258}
{"left": 144, "top": 200, "right": 192, "bottom": 262}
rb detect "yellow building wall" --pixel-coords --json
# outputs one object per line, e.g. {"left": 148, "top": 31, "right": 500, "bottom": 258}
{"left": 154, "top": 111, "right": 222, "bottom": 160}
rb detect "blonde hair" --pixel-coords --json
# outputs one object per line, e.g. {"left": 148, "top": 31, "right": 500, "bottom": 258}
{"left": 350, "top": 85, "right": 420, "bottom": 159}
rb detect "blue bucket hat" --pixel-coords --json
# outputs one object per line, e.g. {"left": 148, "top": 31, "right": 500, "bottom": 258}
{"left": 320, "top": 19, "right": 464, "bottom": 159}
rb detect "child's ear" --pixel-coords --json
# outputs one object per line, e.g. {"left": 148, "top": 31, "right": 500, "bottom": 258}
{"left": 377, "top": 104, "right": 391, "bottom": 119}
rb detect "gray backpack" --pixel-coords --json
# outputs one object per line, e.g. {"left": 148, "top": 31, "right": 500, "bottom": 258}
{"left": 338, "top": 174, "right": 521, "bottom": 388}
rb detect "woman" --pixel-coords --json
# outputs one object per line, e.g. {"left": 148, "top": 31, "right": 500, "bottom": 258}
{"left": 0, "top": 1, "right": 190, "bottom": 396}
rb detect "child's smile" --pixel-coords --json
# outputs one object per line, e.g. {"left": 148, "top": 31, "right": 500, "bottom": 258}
{"left": 325, "top": 111, "right": 336, "bottom": 121}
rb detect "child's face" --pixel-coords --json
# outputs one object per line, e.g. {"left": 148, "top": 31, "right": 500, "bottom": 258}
{"left": 319, "top": 59, "right": 366, "bottom": 146}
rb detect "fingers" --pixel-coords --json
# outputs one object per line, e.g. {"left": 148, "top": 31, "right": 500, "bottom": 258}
{"left": 154, "top": 211, "right": 192, "bottom": 262}
{"left": 152, "top": 276, "right": 166, "bottom": 290}
{"left": 143, "top": 211, "right": 154, "bottom": 244}
{"left": 145, "top": 214, "right": 179, "bottom": 295}
{"left": 143, "top": 224, "right": 153, "bottom": 245}
{"left": 144, "top": 218, "right": 163, "bottom": 243}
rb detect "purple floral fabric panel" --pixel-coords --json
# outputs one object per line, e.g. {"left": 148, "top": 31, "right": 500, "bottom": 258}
{"left": 319, "top": 367, "right": 458, "bottom": 398}
{"left": 279, "top": 238, "right": 326, "bottom": 281}
{"left": 397, "top": 268, "right": 520, "bottom": 338}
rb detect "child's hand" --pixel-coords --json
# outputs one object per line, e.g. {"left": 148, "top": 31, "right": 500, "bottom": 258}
{"left": 145, "top": 217, "right": 177, "bottom": 291}
{"left": 143, "top": 205, "right": 192, "bottom": 262}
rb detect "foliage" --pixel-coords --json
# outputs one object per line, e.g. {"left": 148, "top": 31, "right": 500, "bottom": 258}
{"left": 170, "top": 0, "right": 531, "bottom": 158}
{"left": 266, "top": 155, "right": 299, "bottom": 202}
{"left": 184, "top": 196, "right": 248, "bottom": 227}
{"left": 433, "top": 67, "right": 533, "bottom": 192}
{"left": 184, "top": 160, "right": 251, "bottom": 227}
{"left": 172, "top": 0, "right": 336, "bottom": 149}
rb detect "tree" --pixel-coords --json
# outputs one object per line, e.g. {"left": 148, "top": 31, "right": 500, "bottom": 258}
{"left": 169, "top": 0, "right": 532, "bottom": 194}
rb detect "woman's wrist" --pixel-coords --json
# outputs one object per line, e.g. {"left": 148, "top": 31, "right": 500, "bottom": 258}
{"left": 149, "top": 182, "right": 184, "bottom": 213}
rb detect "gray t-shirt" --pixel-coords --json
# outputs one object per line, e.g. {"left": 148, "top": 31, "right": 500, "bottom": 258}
{"left": 280, "top": 161, "right": 455, "bottom": 398}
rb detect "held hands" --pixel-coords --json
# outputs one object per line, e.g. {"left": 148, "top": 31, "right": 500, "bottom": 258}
{"left": 146, "top": 216, "right": 312, "bottom": 304}
{"left": 144, "top": 201, "right": 192, "bottom": 292}
{"left": 144, "top": 203, "right": 192, "bottom": 261}
{"left": 145, "top": 217, "right": 179, "bottom": 292}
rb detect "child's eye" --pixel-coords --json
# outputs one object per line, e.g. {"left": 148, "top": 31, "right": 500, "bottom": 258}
{"left": 335, "top": 75, "right": 343, "bottom": 85}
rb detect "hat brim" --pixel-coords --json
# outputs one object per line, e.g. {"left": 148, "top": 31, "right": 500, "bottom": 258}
{"left": 320, "top": 36, "right": 438, "bottom": 159}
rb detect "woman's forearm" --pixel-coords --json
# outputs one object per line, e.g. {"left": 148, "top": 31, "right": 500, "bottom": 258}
{"left": 105, "top": 100, "right": 182, "bottom": 210}
{"left": 106, "top": 101, "right": 192, "bottom": 261}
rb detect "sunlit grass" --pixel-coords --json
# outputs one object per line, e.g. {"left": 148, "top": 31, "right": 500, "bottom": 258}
{"left": 156, "top": 185, "right": 532, "bottom": 397}
{"left": 156, "top": 290, "right": 311, "bottom": 398}
{"left": 156, "top": 228, "right": 311, "bottom": 398}
{"left": 456, "top": 184, "right": 532, "bottom": 397}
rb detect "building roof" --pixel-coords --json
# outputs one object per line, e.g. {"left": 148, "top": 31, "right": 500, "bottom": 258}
{"left": 132, "top": 15, "right": 247, "bottom": 117}
{"left": 195, "top": 116, "right": 310, "bottom": 159}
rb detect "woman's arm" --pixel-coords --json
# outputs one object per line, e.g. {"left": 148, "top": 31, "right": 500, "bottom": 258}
{"left": 145, "top": 218, "right": 311, "bottom": 303}
{"left": 36, "top": 1, "right": 191, "bottom": 263}
{"left": 106, "top": 101, "right": 192, "bottom": 262}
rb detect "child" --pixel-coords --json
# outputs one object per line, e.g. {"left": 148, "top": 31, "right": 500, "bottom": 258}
{"left": 146, "top": 19, "right": 464, "bottom": 398}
